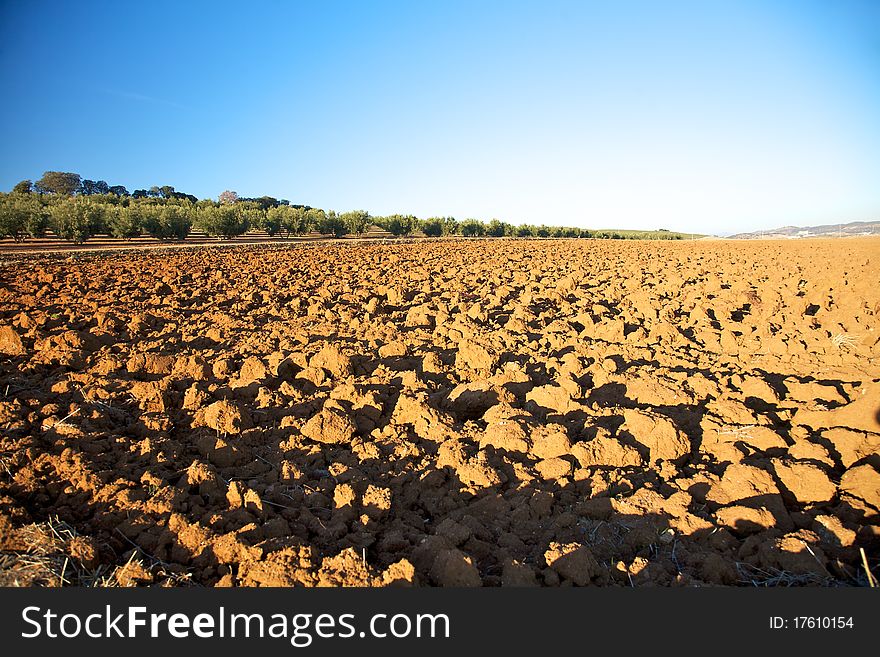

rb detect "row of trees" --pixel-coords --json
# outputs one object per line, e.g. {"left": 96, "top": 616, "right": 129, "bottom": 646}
{"left": 13, "top": 171, "right": 204, "bottom": 203}
{"left": 0, "top": 194, "right": 277, "bottom": 243}
{"left": 2, "top": 171, "right": 688, "bottom": 243}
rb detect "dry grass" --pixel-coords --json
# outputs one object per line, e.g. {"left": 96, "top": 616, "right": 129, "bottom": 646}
{"left": 734, "top": 562, "right": 839, "bottom": 587}
{"left": 40, "top": 407, "right": 80, "bottom": 431}
{"left": 860, "top": 548, "right": 877, "bottom": 588}
{"left": 718, "top": 425, "right": 756, "bottom": 440}
{"left": 0, "top": 516, "right": 193, "bottom": 587}
{"left": 734, "top": 555, "right": 880, "bottom": 588}
{"left": 830, "top": 333, "right": 859, "bottom": 349}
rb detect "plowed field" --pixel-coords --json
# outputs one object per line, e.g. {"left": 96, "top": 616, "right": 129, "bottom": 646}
{"left": 1, "top": 238, "right": 878, "bottom": 587}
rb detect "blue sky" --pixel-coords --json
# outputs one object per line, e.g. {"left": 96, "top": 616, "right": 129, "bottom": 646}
{"left": 1, "top": 0, "right": 878, "bottom": 234}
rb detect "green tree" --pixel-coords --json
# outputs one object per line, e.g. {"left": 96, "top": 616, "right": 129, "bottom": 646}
{"left": 339, "top": 210, "right": 370, "bottom": 235}
{"left": 35, "top": 171, "right": 82, "bottom": 196}
{"left": 139, "top": 204, "right": 163, "bottom": 238}
{"left": 486, "top": 219, "right": 512, "bottom": 237}
{"left": 0, "top": 193, "right": 47, "bottom": 240}
{"left": 24, "top": 196, "right": 48, "bottom": 238}
{"left": 159, "top": 205, "right": 193, "bottom": 239}
{"left": 106, "top": 205, "right": 142, "bottom": 240}
{"left": 441, "top": 216, "right": 459, "bottom": 236}
{"left": 139, "top": 203, "right": 193, "bottom": 240}
{"left": 12, "top": 180, "right": 32, "bottom": 194}
{"left": 49, "top": 197, "right": 100, "bottom": 242}
{"left": 263, "top": 206, "right": 285, "bottom": 236}
{"left": 252, "top": 196, "right": 280, "bottom": 210}
{"left": 81, "top": 179, "right": 110, "bottom": 195}
{"left": 516, "top": 224, "right": 535, "bottom": 237}
{"left": 317, "top": 210, "right": 347, "bottom": 238}
{"left": 275, "top": 206, "right": 310, "bottom": 237}
{"left": 421, "top": 217, "right": 443, "bottom": 237}
{"left": 381, "top": 214, "right": 417, "bottom": 236}
{"left": 86, "top": 202, "right": 111, "bottom": 235}
{"left": 196, "top": 204, "right": 248, "bottom": 238}
{"left": 460, "top": 218, "right": 485, "bottom": 237}
{"left": 237, "top": 206, "right": 265, "bottom": 235}
{"left": 304, "top": 208, "right": 325, "bottom": 233}
{"left": 288, "top": 206, "right": 309, "bottom": 236}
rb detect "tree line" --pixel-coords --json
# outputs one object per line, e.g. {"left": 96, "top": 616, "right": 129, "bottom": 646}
{"left": 0, "top": 171, "right": 689, "bottom": 244}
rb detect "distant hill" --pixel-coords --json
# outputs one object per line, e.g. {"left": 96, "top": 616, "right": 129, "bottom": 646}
{"left": 727, "top": 220, "right": 880, "bottom": 239}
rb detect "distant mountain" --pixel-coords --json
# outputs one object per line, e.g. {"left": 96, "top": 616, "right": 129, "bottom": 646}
{"left": 727, "top": 220, "right": 880, "bottom": 239}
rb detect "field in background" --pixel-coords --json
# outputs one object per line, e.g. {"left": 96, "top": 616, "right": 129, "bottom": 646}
{"left": 585, "top": 229, "right": 706, "bottom": 240}
{"left": 0, "top": 228, "right": 709, "bottom": 256}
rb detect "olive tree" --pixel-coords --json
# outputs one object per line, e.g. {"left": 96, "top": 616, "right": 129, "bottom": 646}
{"left": 459, "top": 218, "right": 485, "bottom": 237}
{"left": 339, "top": 210, "right": 370, "bottom": 236}
{"left": 380, "top": 214, "right": 417, "bottom": 236}
{"left": 421, "top": 217, "right": 443, "bottom": 237}
{"left": 317, "top": 210, "right": 348, "bottom": 238}
{"left": 49, "top": 197, "right": 101, "bottom": 242}
{"left": 264, "top": 206, "right": 286, "bottom": 236}
{"left": 237, "top": 206, "right": 265, "bottom": 236}
{"left": 269, "top": 206, "right": 310, "bottom": 237}
{"left": 486, "top": 219, "right": 514, "bottom": 237}
{"left": 158, "top": 205, "right": 193, "bottom": 239}
{"left": 0, "top": 193, "right": 48, "bottom": 240}
{"left": 107, "top": 205, "right": 142, "bottom": 240}
{"left": 196, "top": 204, "right": 248, "bottom": 238}
{"left": 440, "top": 217, "right": 459, "bottom": 236}
{"left": 304, "top": 208, "right": 325, "bottom": 233}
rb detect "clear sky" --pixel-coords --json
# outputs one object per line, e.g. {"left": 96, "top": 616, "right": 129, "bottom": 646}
{"left": 1, "top": 0, "right": 878, "bottom": 235}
